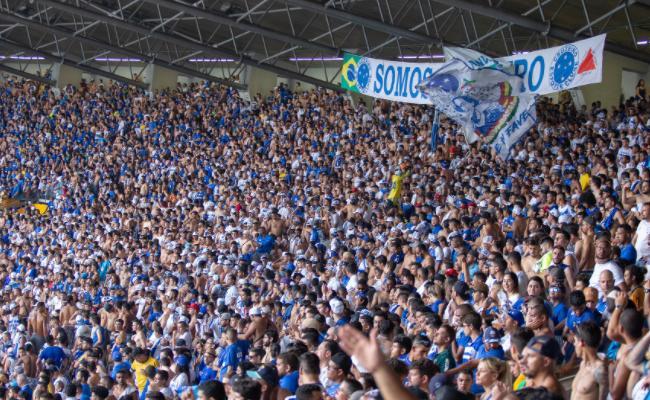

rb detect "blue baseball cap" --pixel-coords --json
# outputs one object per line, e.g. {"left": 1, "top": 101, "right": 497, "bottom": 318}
{"left": 174, "top": 355, "right": 190, "bottom": 367}
{"left": 507, "top": 310, "right": 525, "bottom": 327}
{"left": 483, "top": 327, "right": 502, "bottom": 343}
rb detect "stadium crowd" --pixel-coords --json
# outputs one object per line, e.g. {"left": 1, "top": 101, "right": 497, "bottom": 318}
{"left": 0, "top": 75, "right": 649, "bottom": 400}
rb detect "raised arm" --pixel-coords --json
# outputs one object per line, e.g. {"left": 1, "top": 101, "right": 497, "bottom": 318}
{"left": 338, "top": 325, "right": 417, "bottom": 400}
{"left": 606, "top": 292, "right": 627, "bottom": 343}
{"left": 625, "top": 329, "right": 650, "bottom": 374}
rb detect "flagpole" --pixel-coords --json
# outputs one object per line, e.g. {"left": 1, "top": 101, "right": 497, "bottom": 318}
{"left": 430, "top": 108, "right": 440, "bottom": 152}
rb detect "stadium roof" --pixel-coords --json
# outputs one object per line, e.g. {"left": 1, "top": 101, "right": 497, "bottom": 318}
{"left": 1, "top": 0, "right": 649, "bottom": 89}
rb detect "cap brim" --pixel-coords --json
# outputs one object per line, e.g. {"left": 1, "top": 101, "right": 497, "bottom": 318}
{"left": 246, "top": 370, "right": 263, "bottom": 380}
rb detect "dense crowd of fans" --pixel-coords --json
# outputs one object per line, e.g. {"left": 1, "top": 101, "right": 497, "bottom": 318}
{"left": 0, "top": 74, "right": 649, "bottom": 400}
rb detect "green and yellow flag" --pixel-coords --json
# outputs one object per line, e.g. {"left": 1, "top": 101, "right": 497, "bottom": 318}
{"left": 341, "top": 53, "right": 362, "bottom": 93}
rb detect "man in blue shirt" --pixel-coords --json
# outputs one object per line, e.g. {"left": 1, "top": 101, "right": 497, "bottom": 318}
{"left": 390, "top": 335, "right": 413, "bottom": 366}
{"left": 277, "top": 352, "right": 300, "bottom": 394}
{"left": 198, "top": 351, "right": 218, "bottom": 384}
{"left": 565, "top": 290, "right": 599, "bottom": 334}
{"left": 549, "top": 285, "right": 569, "bottom": 334}
{"left": 325, "top": 352, "right": 351, "bottom": 397}
{"left": 615, "top": 224, "right": 637, "bottom": 266}
{"left": 218, "top": 328, "right": 244, "bottom": 380}
{"left": 458, "top": 312, "right": 483, "bottom": 364}
{"left": 38, "top": 335, "right": 68, "bottom": 370}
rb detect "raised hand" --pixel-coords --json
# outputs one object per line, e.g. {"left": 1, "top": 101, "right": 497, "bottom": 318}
{"left": 338, "top": 325, "right": 385, "bottom": 374}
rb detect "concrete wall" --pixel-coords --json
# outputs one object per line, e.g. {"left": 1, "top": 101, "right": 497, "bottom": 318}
{"left": 244, "top": 66, "right": 279, "bottom": 98}
{"left": 622, "top": 69, "right": 650, "bottom": 100}
{"left": 580, "top": 51, "right": 650, "bottom": 109}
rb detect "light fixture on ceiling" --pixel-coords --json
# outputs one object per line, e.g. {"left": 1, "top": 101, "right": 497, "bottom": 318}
{"left": 289, "top": 56, "right": 343, "bottom": 61}
{"left": 95, "top": 57, "right": 143, "bottom": 62}
{"left": 220, "top": 1, "right": 232, "bottom": 13}
{"left": 189, "top": 58, "right": 236, "bottom": 62}
{"left": 397, "top": 54, "right": 445, "bottom": 60}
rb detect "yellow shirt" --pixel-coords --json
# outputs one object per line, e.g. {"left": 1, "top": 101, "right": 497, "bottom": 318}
{"left": 629, "top": 286, "right": 645, "bottom": 311}
{"left": 580, "top": 173, "right": 590, "bottom": 191}
{"left": 132, "top": 357, "right": 159, "bottom": 391}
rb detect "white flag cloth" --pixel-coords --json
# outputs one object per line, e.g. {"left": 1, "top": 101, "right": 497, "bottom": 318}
{"left": 420, "top": 49, "right": 537, "bottom": 159}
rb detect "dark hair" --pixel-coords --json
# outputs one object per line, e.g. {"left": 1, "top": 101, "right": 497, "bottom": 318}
{"left": 514, "top": 388, "right": 565, "bottom": 400}
{"left": 529, "top": 276, "right": 545, "bottom": 290}
{"left": 620, "top": 308, "right": 644, "bottom": 339}
{"left": 320, "top": 340, "right": 341, "bottom": 356}
{"left": 504, "top": 272, "right": 519, "bottom": 289}
{"left": 299, "top": 352, "right": 320, "bottom": 376}
{"left": 145, "top": 392, "right": 165, "bottom": 400}
{"left": 569, "top": 290, "right": 586, "bottom": 307}
{"left": 295, "top": 384, "right": 323, "bottom": 400}
{"left": 277, "top": 352, "right": 299, "bottom": 372}
{"left": 155, "top": 369, "right": 169, "bottom": 381}
{"left": 409, "top": 358, "right": 438, "bottom": 378}
{"left": 575, "top": 273, "right": 590, "bottom": 287}
{"left": 198, "top": 381, "right": 226, "bottom": 400}
{"left": 250, "top": 347, "right": 266, "bottom": 359}
{"left": 575, "top": 321, "right": 601, "bottom": 348}
{"left": 462, "top": 312, "right": 482, "bottom": 331}
{"left": 386, "top": 358, "right": 409, "bottom": 377}
{"left": 392, "top": 334, "right": 413, "bottom": 354}
{"left": 300, "top": 328, "right": 320, "bottom": 349}
{"left": 231, "top": 377, "right": 262, "bottom": 400}
{"left": 341, "top": 378, "right": 363, "bottom": 396}
{"left": 511, "top": 328, "right": 534, "bottom": 354}
{"left": 625, "top": 265, "right": 645, "bottom": 285}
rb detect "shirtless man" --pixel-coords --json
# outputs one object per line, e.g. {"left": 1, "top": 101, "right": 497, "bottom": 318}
{"left": 606, "top": 293, "right": 644, "bottom": 399}
{"left": 239, "top": 307, "right": 274, "bottom": 347}
{"left": 60, "top": 296, "right": 77, "bottom": 329}
{"left": 621, "top": 180, "right": 650, "bottom": 212}
{"left": 572, "top": 321, "right": 607, "bottom": 400}
{"left": 520, "top": 335, "right": 567, "bottom": 398}
{"left": 521, "top": 237, "right": 541, "bottom": 277}
{"left": 576, "top": 217, "right": 596, "bottom": 272}
{"left": 28, "top": 302, "right": 48, "bottom": 352}
{"left": 99, "top": 303, "right": 119, "bottom": 332}
{"left": 267, "top": 210, "right": 286, "bottom": 238}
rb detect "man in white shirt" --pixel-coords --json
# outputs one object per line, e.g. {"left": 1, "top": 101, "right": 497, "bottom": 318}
{"left": 589, "top": 237, "right": 623, "bottom": 294}
{"left": 633, "top": 202, "right": 650, "bottom": 268}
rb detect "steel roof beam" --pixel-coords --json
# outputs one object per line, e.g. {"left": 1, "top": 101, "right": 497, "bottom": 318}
{"left": 283, "top": 0, "right": 442, "bottom": 46}
{"left": 143, "top": 0, "right": 338, "bottom": 55}
{"left": 1, "top": 41, "right": 148, "bottom": 88}
{"left": 0, "top": 10, "right": 245, "bottom": 89}
{"left": 0, "top": 64, "right": 56, "bottom": 86}
{"left": 433, "top": 0, "right": 650, "bottom": 64}
{"left": 36, "top": 0, "right": 341, "bottom": 90}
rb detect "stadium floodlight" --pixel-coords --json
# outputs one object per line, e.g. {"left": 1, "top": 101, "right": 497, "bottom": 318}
{"left": 0, "top": 55, "right": 47, "bottom": 60}
{"left": 288, "top": 57, "right": 344, "bottom": 61}
{"left": 188, "top": 58, "right": 237, "bottom": 62}
{"left": 95, "top": 58, "right": 143, "bottom": 62}
{"left": 397, "top": 55, "right": 445, "bottom": 60}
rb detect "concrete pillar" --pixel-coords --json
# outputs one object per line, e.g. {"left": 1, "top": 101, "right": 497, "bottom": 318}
{"left": 243, "top": 66, "right": 277, "bottom": 99}
{"left": 53, "top": 64, "right": 83, "bottom": 89}
{"left": 145, "top": 64, "right": 178, "bottom": 92}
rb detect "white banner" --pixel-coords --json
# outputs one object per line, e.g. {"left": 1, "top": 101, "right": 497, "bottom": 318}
{"left": 446, "top": 34, "right": 605, "bottom": 96}
{"left": 340, "top": 34, "right": 605, "bottom": 102}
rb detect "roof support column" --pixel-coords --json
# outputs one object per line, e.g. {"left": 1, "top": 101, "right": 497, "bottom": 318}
{"left": 242, "top": 65, "right": 277, "bottom": 99}
{"left": 145, "top": 63, "right": 179, "bottom": 93}
{"left": 52, "top": 63, "right": 83, "bottom": 89}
